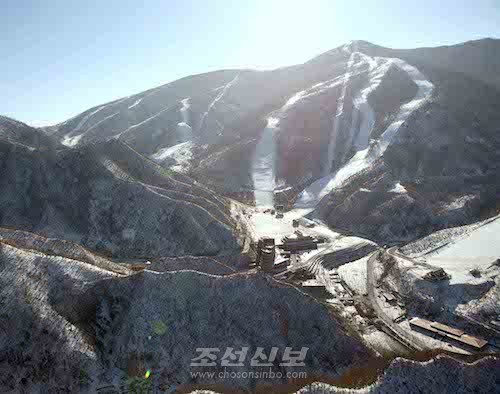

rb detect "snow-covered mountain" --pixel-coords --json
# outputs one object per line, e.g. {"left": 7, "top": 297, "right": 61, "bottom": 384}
{"left": 2, "top": 37, "right": 500, "bottom": 393}
{"left": 39, "top": 38, "right": 500, "bottom": 241}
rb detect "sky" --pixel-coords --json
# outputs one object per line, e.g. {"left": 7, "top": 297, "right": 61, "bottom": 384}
{"left": 2, "top": 0, "right": 500, "bottom": 126}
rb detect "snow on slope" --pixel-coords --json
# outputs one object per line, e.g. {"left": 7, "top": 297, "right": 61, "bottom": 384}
{"left": 282, "top": 75, "right": 345, "bottom": 110}
{"left": 128, "top": 98, "right": 143, "bottom": 109}
{"left": 149, "top": 98, "right": 194, "bottom": 172}
{"left": 252, "top": 117, "right": 279, "bottom": 207}
{"left": 176, "top": 122, "right": 192, "bottom": 142}
{"left": 73, "top": 105, "right": 108, "bottom": 132}
{"left": 324, "top": 51, "right": 356, "bottom": 177}
{"left": 378, "top": 58, "right": 434, "bottom": 151}
{"left": 424, "top": 216, "right": 500, "bottom": 284}
{"left": 176, "top": 98, "right": 192, "bottom": 142}
{"left": 60, "top": 105, "right": 110, "bottom": 146}
{"left": 198, "top": 73, "right": 240, "bottom": 132}
{"left": 150, "top": 141, "right": 194, "bottom": 173}
{"left": 389, "top": 182, "right": 407, "bottom": 193}
{"left": 61, "top": 112, "right": 121, "bottom": 147}
{"left": 58, "top": 95, "right": 132, "bottom": 143}
{"left": 338, "top": 255, "right": 370, "bottom": 295}
{"left": 61, "top": 133, "right": 84, "bottom": 147}
{"left": 114, "top": 105, "right": 174, "bottom": 140}
{"left": 180, "top": 98, "right": 190, "bottom": 124}
{"left": 295, "top": 55, "right": 434, "bottom": 208}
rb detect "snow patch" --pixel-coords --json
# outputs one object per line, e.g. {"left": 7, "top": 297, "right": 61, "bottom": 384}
{"left": 447, "top": 195, "right": 475, "bottom": 210}
{"left": 252, "top": 117, "right": 279, "bottom": 207}
{"left": 150, "top": 141, "right": 193, "bottom": 173}
{"left": 61, "top": 134, "right": 83, "bottom": 147}
{"left": 389, "top": 182, "right": 407, "bottom": 193}
{"left": 176, "top": 122, "right": 192, "bottom": 142}
{"left": 128, "top": 98, "right": 143, "bottom": 109}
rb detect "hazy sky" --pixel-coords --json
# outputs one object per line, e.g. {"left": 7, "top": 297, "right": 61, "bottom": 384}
{"left": 2, "top": 0, "right": 500, "bottom": 126}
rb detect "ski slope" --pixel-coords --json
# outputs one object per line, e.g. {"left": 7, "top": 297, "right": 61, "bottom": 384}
{"left": 294, "top": 54, "right": 434, "bottom": 208}
{"left": 149, "top": 98, "right": 194, "bottom": 172}
{"left": 252, "top": 117, "right": 279, "bottom": 207}
{"left": 324, "top": 51, "right": 356, "bottom": 177}
{"left": 198, "top": 73, "right": 239, "bottom": 132}
{"left": 176, "top": 98, "right": 192, "bottom": 142}
{"left": 128, "top": 98, "right": 143, "bottom": 109}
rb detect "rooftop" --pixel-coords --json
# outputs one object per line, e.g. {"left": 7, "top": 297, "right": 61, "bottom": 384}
{"left": 409, "top": 318, "right": 488, "bottom": 350}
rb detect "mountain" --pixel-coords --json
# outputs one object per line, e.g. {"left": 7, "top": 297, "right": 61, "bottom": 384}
{"left": 0, "top": 240, "right": 374, "bottom": 391}
{"left": 0, "top": 118, "right": 241, "bottom": 258}
{"left": 44, "top": 38, "right": 500, "bottom": 241}
{"left": 2, "top": 38, "right": 500, "bottom": 392}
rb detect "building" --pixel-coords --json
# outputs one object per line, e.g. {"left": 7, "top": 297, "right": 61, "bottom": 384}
{"left": 297, "top": 217, "right": 316, "bottom": 228}
{"left": 130, "top": 261, "right": 151, "bottom": 271}
{"left": 409, "top": 318, "right": 488, "bottom": 350}
{"left": 423, "top": 268, "right": 450, "bottom": 281}
{"left": 382, "top": 292, "right": 397, "bottom": 305}
{"left": 279, "top": 235, "right": 319, "bottom": 252}
{"left": 256, "top": 237, "right": 276, "bottom": 272}
{"left": 260, "top": 247, "right": 275, "bottom": 272}
{"left": 302, "top": 279, "right": 328, "bottom": 297}
{"left": 256, "top": 237, "right": 275, "bottom": 265}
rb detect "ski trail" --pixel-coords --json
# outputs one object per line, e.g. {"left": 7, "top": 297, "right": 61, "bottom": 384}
{"left": 61, "top": 112, "right": 120, "bottom": 147}
{"left": 324, "top": 51, "right": 355, "bottom": 176}
{"left": 73, "top": 105, "right": 108, "bottom": 132}
{"left": 378, "top": 59, "right": 434, "bottom": 150}
{"left": 126, "top": 88, "right": 161, "bottom": 111}
{"left": 180, "top": 98, "right": 190, "bottom": 124}
{"left": 73, "top": 95, "right": 131, "bottom": 132}
{"left": 128, "top": 98, "right": 143, "bottom": 109}
{"left": 148, "top": 98, "right": 194, "bottom": 172}
{"left": 252, "top": 117, "right": 279, "bottom": 207}
{"left": 87, "top": 112, "right": 119, "bottom": 132}
{"left": 281, "top": 75, "right": 345, "bottom": 111}
{"left": 114, "top": 105, "right": 174, "bottom": 140}
{"left": 352, "top": 55, "right": 392, "bottom": 150}
{"left": 176, "top": 98, "right": 192, "bottom": 143}
{"left": 295, "top": 56, "right": 434, "bottom": 208}
{"left": 198, "top": 73, "right": 240, "bottom": 132}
